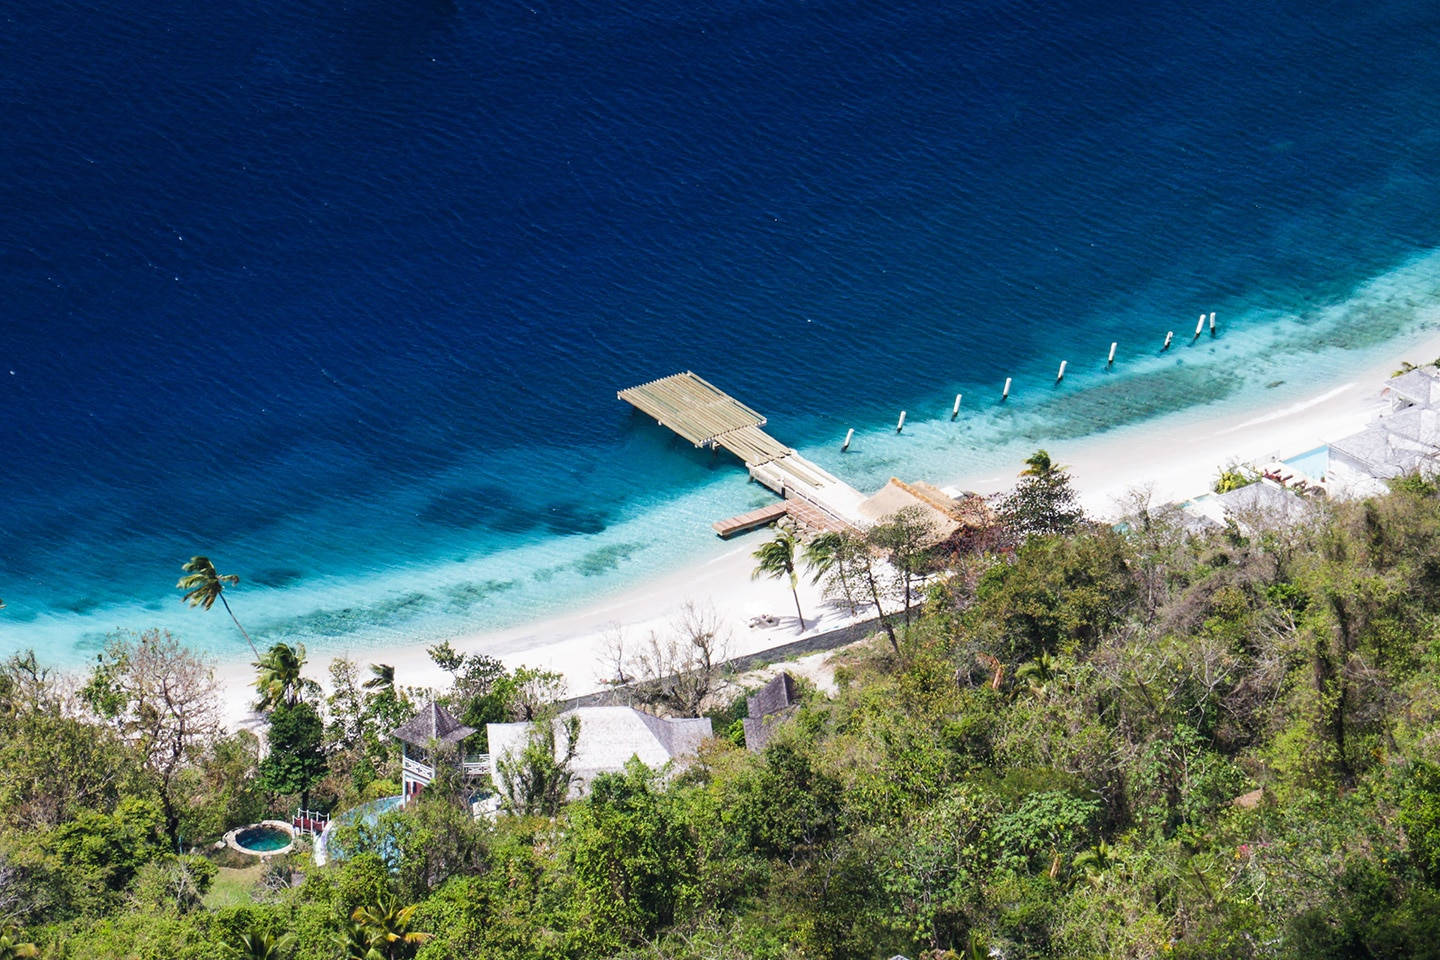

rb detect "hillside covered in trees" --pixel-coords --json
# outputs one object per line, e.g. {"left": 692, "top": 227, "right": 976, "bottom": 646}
{"left": 4, "top": 464, "right": 1440, "bottom": 959}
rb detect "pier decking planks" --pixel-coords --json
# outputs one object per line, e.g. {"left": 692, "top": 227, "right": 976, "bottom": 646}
{"left": 712, "top": 501, "right": 789, "bottom": 538}
{"left": 618, "top": 372, "right": 768, "bottom": 447}
{"left": 619, "top": 371, "right": 867, "bottom": 535}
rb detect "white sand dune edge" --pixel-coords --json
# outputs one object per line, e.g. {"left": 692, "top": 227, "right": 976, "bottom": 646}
{"left": 215, "top": 329, "right": 1440, "bottom": 731}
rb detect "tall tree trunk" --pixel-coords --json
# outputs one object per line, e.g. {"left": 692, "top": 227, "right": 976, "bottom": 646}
{"left": 1322, "top": 595, "right": 1355, "bottom": 784}
{"left": 864, "top": 566, "right": 899, "bottom": 657}
{"left": 220, "top": 594, "right": 259, "bottom": 657}
{"left": 789, "top": 578, "right": 805, "bottom": 631}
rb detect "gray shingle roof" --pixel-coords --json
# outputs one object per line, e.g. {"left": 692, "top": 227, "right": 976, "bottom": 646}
{"left": 487, "top": 706, "right": 711, "bottom": 797}
{"left": 1331, "top": 415, "right": 1440, "bottom": 479}
{"left": 390, "top": 701, "right": 476, "bottom": 747}
{"left": 1216, "top": 479, "right": 1311, "bottom": 521}
{"left": 747, "top": 672, "right": 798, "bottom": 720}
{"left": 1386, "top": 368, "right": 1440, "bottom": 409}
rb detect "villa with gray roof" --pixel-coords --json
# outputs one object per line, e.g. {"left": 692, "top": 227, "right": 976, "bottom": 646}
{"left": 487, "top": 706, "right": 711, "bottom": 800}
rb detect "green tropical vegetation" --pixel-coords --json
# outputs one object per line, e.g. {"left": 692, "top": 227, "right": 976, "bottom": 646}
{"left": 4, "top": 459, "right": 1440, "bottom": 957}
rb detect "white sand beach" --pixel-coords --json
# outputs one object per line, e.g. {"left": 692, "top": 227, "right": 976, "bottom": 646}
{"left": 215, "top": 329, "right": 1440, "bottom": 730}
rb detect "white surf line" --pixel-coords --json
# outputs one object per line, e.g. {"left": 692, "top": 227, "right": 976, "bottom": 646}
{"left": 1211, "top": 383, "right": 1356, "bottom": 437}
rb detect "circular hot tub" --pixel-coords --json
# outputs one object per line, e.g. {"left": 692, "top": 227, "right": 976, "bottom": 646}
{"left": 224, "top": 819, "right": 296, "bottom": 857}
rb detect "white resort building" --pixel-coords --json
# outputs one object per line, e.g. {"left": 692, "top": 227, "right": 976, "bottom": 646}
{"left": 487, "top": 706, "right": 711, "bottom": 801}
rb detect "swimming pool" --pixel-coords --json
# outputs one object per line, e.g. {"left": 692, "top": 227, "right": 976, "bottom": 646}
{"left": 1284, "top": 445, "right": 1330, "bottom": 479}
{"left": 224, "top": 820, "right": 296, "bottom": 858}
{"left": 314, "top": 795, "right": 405, "bottom": 866}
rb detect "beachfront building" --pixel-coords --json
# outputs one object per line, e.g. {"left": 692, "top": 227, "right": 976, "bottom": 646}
{"left": 1331, "top": 407, "right": 1440, "bottom": 482}
{"left": 487, "top": 706, "right": 711, "bottom": 800}
{"left": 742, "top": 672, "right": 800, "bottom": 752}
{"left": 391, "top": 701, "right": 490, "bottom": 799}
{"left": 1383, "top": 365, "right": 1440, "bottom": 412}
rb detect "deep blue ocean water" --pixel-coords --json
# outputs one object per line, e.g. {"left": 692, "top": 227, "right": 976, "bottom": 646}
{"left": 3, "top": 0, "right": 1439, "bottom": 667}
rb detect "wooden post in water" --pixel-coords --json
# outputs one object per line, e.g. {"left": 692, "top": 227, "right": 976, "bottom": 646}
{"left": 952, "top": 394, "right": 962, "bottom": 419}
{"left": 1163, "top": 331, "right": 1174, "bottom": 351}
{"left": 1108, "top": 342, "right": 1117, "bottom": 366}
{"left": 1194, "top": 314, "right": 1205, "bottom": 339}
{"left": 1002, "top": 377, "right": 1012, "bottom": 401}
{"left": 1209, "top": 311, "right": 1216, "bottom": 335}
{"left": 1056, "top": 360, "right": 1067, "bottom": 382}
{"left": 842, "top": 428, "right": 854, "bottom": 451}
{"left": 895, "top": 411, "right": 906, "bottom": 433}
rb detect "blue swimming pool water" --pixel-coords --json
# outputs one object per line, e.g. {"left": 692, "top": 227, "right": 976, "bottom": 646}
{"left": 1284, "top": 445, "right": 1331, "bottom": 479}
{"left": 315, "top": 794, "right": 406, "bottom": 865}
{"left": 234, "top": 825, "right": 293, "bottom": 853}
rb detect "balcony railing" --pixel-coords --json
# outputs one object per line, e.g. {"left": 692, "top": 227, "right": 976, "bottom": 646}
{"left": 402, "top": 755, "right": 435, "bottom": 784}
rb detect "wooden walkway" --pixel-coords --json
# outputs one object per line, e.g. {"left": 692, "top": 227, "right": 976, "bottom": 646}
{"left": 620, "top": 371, "right": 868, "bottom": 535}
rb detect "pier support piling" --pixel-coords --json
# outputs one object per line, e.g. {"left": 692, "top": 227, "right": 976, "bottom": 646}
{"left": 1209, "top": 311, "right": 1216, "bottom": 335}
{"left": 895, "top": 411, "right": 906, "bottom": 433}
{"left": 842, "top": 428, "right": 853, "bottom": 451}
{"left": 1056, "top": 360, "right": 1067, "bottom": 382}
{"left": 1108, "top": 342, "right": 1117, "bottom": 366}
{"left": 1002, "top": 377, "right": 1012, "bottom": 401}
{"left": 1194, "top": 314, "right": 1205, "bottom": 339}
{"left": 952, "top": 394, "right": 962, "bottom": 419}
{"left": 1163, "top": 331, "right": 1174, "bottom": 351}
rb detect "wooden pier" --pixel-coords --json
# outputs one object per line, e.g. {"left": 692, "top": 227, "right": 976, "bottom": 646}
{"left": 620, "top": 372, "right": 866, "bottom": 534}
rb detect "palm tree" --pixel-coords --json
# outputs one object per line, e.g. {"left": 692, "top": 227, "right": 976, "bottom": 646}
{"left": 0, "top": 925, "right": 38, "bottom": 960}
{"left": 1015, "top": 652, "right": 1060, "bottom": 699}
{"left": 253, "top": 642, "right": 307, "bottom": 712}
{"left": 363, "top": 663, "right": 395, "bottom": 694}
{"left": 803, "top": 530, "right": 862, "bottom": 615}
{"left": 337, "top": 921, "right": 382, "bottom": 960}
{"left": 178, "top": 556, "right": 256, "bottom": 656}
{"left": 350, "top": 899, "right": 432, "bottom": 960}
{"left": 1020, "top": 448, "right": 1058, "bottom": 479}
{"left": 753, "top": 524, "right": 805, "bottom": 631}
{"left": 802, "top": 531, "right": 840, "bottom": 584}
{"left": 222, "top": 928, "right": 295, "bottom": 960}
{"left": 1073, "top": 840, "right": 1116, "bottom": 888}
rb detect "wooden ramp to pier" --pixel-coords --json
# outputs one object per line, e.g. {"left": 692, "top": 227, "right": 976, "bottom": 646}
{"left": 621, "top": 372, "right": 867, "bottom": 535}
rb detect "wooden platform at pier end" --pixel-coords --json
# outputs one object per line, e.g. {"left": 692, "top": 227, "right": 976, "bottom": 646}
{"left": 619, "top": 372, "right": 769, "bottom": 448}
{"left": 620, "top": 371, "right": 869, "bottom": 536}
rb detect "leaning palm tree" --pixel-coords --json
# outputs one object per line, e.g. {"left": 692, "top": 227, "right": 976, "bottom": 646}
{"left": 753, "top": 524, "right": 805, "bottom": 631}
{"left": 1019, "top": 448, "right": 1058, "bottom": 479}
{"left": 222, "top": 928, "right": 296, "bottom": 960}
{"left": 363, "top": 663, "right": 395, "bottom": 694}
{"left": 252, "top": 642, "right": 307, "bottom": 712}
{"left": 803, "top": 530, "right": 862, "bottom": 615}
{"left": 178, "top": 556, "right": 256, "bottom": 656}
{"left": 350, "top": 899, "right": 432, "bottom": 960}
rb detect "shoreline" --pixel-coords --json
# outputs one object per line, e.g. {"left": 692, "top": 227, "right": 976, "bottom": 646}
{"left": 213, "top": 326, "right": 1440, "bottom": 731}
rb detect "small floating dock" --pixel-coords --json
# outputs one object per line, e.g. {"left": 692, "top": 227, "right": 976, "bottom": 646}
{"left": 712, "top": 501, "right": 789, "bottom": 538}
{"left": 620, "top": 372, "right": 866, "bottom": 534}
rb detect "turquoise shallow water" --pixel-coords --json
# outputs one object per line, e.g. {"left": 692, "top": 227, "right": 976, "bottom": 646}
{"left": 1, "top": 0, "right": 1438, "bottom": 669}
